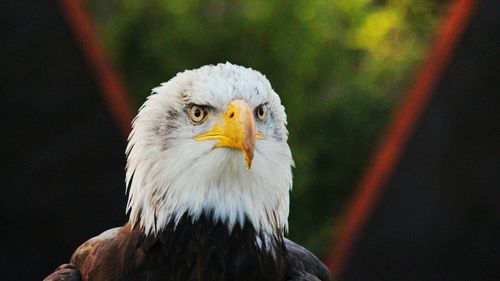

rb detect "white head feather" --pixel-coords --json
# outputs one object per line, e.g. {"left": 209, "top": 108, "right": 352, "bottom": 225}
{"left": 125, "top": 63, "right": 293, "bottom": 239}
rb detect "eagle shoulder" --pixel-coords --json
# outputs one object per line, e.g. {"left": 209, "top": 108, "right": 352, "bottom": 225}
{"left": 70, "top": 226, "right": 122, "bottom": 268}
{"left": 284, "top": 238, "right": 334, "bottom": 281}
{"left": 44, "top": 224, "right": 143, "bottom": 281}
{"left": 43, "top": 263, "right": 81, "bottom": 281}
{"left": 70, "top": 224, "right": 143, "bottom": 281}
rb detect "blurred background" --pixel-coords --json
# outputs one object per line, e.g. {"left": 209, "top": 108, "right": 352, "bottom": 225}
{"left": 84, "top": 0, "right": 447, "bottom": 256}
{"left": 2, "top": 0, "right": 498, "bottom": 280}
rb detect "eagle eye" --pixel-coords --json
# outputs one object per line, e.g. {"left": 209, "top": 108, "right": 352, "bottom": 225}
{"left": 255, "top": 104, "right": 267, "bottom": 121}
{"left": 189, "top": 105, "right": 208, "bottom": 124}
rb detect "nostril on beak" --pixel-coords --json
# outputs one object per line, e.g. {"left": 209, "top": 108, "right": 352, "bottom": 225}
{"left": 229, "top": 112, "right": 235, "bottom": 118}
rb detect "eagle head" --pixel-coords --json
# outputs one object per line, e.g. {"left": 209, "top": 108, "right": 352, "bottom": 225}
{"left": 125, "top": 63, "right": 293, "bottom": 239}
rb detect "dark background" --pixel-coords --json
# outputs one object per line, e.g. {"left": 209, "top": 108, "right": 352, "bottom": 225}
{"left": 1, "top": 1, "right": 127, "bottom": 280}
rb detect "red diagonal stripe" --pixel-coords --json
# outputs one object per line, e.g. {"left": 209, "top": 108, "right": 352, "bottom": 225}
{"left": 325, "top": 0, "right": 479, "bottom": 278}
{"left": 58, "top": 0, "right": 134, "bottom": 138}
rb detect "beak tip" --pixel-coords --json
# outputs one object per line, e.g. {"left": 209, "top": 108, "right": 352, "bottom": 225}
{"left": 244, "top": 153, "right": 254, "bottom": 169}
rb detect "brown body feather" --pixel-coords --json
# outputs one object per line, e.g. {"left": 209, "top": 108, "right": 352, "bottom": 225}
{"left": 44, "top": 213, "right": 332, "bottom": 281}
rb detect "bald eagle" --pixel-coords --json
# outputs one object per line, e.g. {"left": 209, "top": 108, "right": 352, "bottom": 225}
{"left": 44, "top": 63, "right": 333, "bottom": 281}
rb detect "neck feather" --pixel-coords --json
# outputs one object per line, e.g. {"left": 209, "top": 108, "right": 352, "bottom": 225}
{"left": 126, "top": 140, "right": 293, "bottom": 239}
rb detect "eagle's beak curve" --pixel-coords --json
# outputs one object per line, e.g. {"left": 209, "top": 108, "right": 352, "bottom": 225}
{"left": 195, "top": 99, "right": 257, "bottom": 169}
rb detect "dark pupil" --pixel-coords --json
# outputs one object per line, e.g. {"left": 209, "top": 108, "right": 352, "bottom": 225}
{"left": 259, "top": 107, "right": 264, "bottom": 116}
{"left": 194, "top": 108, "right": 201, "bottom": 117}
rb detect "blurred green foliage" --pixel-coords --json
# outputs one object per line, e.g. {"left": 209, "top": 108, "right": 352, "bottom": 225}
{"left": 87, "top": 0, "right": 447, "bottom": 256}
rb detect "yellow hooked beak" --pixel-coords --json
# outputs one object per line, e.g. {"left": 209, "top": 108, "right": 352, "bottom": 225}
{"left": 195, "top": 99, "right": 262, "bottom": 169}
